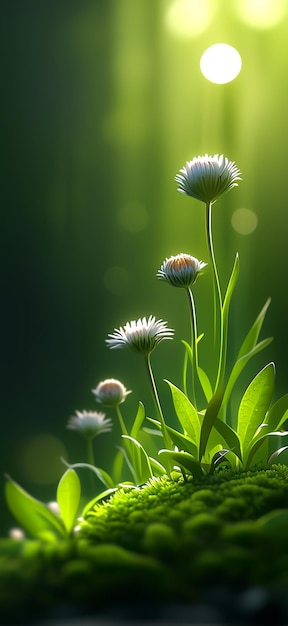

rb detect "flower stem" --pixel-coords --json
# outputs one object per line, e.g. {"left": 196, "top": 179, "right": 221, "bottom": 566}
{"left": 205, "top": 201, "right": 224, "bottom": 392}
{"left": 145, "top": 353, "right": 171, "bottom": 450}
{"left": 115, "top": 404, "right": 137, "bottom": 481}
{"left": 116, "top": 405, "right": 129, "bottom": 436}
{"left": 186, "top": 287, "right": 198, "bottom": 410}
{"left": 86, "top": 436, "right": 95, "bottom": 467}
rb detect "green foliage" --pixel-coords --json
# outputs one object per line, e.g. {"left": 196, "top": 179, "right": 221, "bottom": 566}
{"left": 4, "top": 152, "right": 288, "bottom": 539}
{"left": 5, "top": 474, "right": 70, "bottom": 540}
{"left": 56, "top": 469, "right": 81, "bottom": 535}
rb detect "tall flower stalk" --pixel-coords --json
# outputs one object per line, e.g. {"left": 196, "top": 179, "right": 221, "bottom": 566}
{"left": 157, "top": 253, "right": 206, "bottom": 408}
{"left": 186, "top": 286, "right": 199, "bottom": 406}
{"left": 175, "top": 154, "right": 241, "bottom": 395}
{"left": 205, "top": 200, "right": 223, "bottom": 391}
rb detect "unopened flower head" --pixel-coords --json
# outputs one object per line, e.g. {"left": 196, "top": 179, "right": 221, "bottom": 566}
{"left": 157, "top": 253, "right": 207, "bottom": 288}
{"left": 175, "top": 154, "right": 241, "bottom": 204}
{"left": 106, "top": 315, "right": 174, "bottom": 356}
{"left": 66, "top": 410, "right": 112, "bottom": 438}
{"left": 92, "top": 378, "right": 131, "bottom": 407}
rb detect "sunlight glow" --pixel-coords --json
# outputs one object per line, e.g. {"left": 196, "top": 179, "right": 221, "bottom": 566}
{"left": 165, "top": 0, "right": 217, "bottom": 38}
{"left": 200, "top": 44, "right": 242, "bottom": 84}
{"left": 231, "top": 208, "right": 258, "bottom": 235}
{"left": 234, "top": 0, "right": 287, "bottom": 30}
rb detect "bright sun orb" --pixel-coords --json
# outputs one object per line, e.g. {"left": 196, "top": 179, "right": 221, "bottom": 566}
{"left": 200, "top": 43, "right": 242, "bottom": 84}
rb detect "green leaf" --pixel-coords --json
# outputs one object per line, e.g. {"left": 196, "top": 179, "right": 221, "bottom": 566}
{"left": 181, "top": 339, "right": 212, "bottom": 403}
{"left": 82, "top": 488, "right": 118, "bottom": 517}
{"left": 61, "top": 459, "right": 115, "bottom": 489}
{"left": 264, "top": 394, "right": 288, "bottom": 431}
{"left": 214, "top": 417, "right": 242, "bottom": 460}
{"left": 238, "top": 298, "right": 271, "bottom": 359}
{"left": 112, "top": 449, "right": 125, "bottom": 484}
{"left": 158, "top": 449, "right": 204, "bottom": 479}
{"left": 222, "top": 338, "right": 273, "bottom": 411}
{"left": 215, "top": 254, "right": 239, "bottom": 391}
{"left": 147, "top": 417, "right": 198, "bottom": 457}
{"left": 181, "top": 339, "right": 192, "bottom": 396}
{"left": 130, "top": 402, "right": 146, "bottom": 439}
{"left": 268, "top": 445, "right": 288, "bottom": 466}
{"left": 148, "top": 456, "right": 166, "bottom": 477}
{"left": 56, "top": 469, "right": 81, "bottom": 535}
{"left": 221, "top": 298, "right": 272, "bottom": 411}
{"left": 199, "top": 390, "right": 224, "bottom": 461}
{"left": 197, "top": 367, "right": 213, "bottom": 403}
{"left": 223, "top": 253, "right": 239, "bottom": 314}
{"left": 122, "top": 435, "right": 153, "bottom": 483}
{"left": 165, "top": 379, "right": 200, "bottom": 445}
{"left": 237, "top": 362, "right": 275, "bottom": 458}
{"left": 116, "top": 445, "right": 137, "bottom": 482}
{"left": 245, "top": 430, "right": 288, "bottom": 469}
{"left": 210, "top": 449, "right": 231, "bottom": 473}
{"left": 5, "top": 476, "right": 65, "bottom": 540}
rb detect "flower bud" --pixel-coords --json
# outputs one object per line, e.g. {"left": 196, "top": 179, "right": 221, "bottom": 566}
{"left": 157, "top": 253, "right": 207, "bottom": 288}
{"left": 92, "top": 379, "right": 131, "bottom": 407}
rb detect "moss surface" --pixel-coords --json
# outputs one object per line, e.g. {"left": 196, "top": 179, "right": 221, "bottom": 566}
{"left": 1, "top": 465, "right": 288, "bottom": 623}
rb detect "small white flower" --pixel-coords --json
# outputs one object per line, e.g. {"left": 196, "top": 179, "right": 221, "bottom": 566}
{"left": 157, "top": 253, "right": 207, "bottom": 288}
{"left": 92, "top": 378, "right": 131, "bottom": 407}
{"left": 47, "top": 501, "right": 61, "bottom": 515}
{"left": 106, "top": 315, "right": 174, "bottom": 355}
{"left": 175, "top": 154, "right": 241, "bottom": 204}
{"left": 67, "top": 410, "right": 112, "bottom": 438}
{"left": 9, "top": 528, "right": 25, "bottom": 540}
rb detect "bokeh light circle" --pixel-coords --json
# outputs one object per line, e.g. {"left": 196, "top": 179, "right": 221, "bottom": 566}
{"left": 200, "top": 44, "right": 242, "bottom": 84}
{"left": 166, "top": 0, "right": 217, "bottom": 38}
{"left": 234, "top": 0, "right": 287, "bottom": 30}
{"left": 231, "top": 208, "right": 258, "bottom": 235}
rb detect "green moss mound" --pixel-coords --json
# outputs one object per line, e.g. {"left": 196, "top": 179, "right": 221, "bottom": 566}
{"left": 2, "top": 465, "right": 288, "bottom": 623}
{"left": 80, "top": 465, "right": 288, "bottom": 553}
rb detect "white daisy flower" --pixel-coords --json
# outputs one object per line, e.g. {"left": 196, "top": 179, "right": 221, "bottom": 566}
{"left": 175, "top": 154, "right": 241, "bottom": 204}
{"left": 106, "top": 315, "right": 174, "bottom": 355}
{"left": 66, "top": 410, "right": 112, "bottom": 438}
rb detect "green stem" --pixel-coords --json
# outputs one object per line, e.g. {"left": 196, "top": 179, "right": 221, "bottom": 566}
{"left": 116, "top": 405, "right": 129, "bottom": 436}
{"left": 145, "top": 353, "right": 171, "bottom": 450}
{"left": 86, "top": 436, "right": 95, "bottom": 466}
{"left": 115, "top": 404, "right": 137, "bottom": 482}
{"left": 205, "top": 201, "right": 224, "bottom": 392}
{"left": 186, "top": 287, "right": 198, "bottom": 410}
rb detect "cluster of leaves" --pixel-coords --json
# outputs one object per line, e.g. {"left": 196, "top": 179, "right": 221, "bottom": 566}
{"left": 157, "top": 297, "right": 288, "bottom": 479}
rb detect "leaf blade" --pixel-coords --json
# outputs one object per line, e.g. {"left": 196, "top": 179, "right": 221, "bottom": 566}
{"left": 237, "top": 362, "right": 275, "bottom": 456}
{"left": 57, "top": 469, "right": 81, "bottom": 535}
{"left": 5, "top": 476, "right": 65, "bottom": 540}
{"left": 158, "top": 449, "right": 204, "bottom": 479}
{"left": 165, "top": 379, "right": 200, "bottom": 445}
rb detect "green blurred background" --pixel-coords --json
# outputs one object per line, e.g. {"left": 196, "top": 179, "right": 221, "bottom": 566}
{"left": 1, "top": 0, "right": 288, "bottom": 533}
